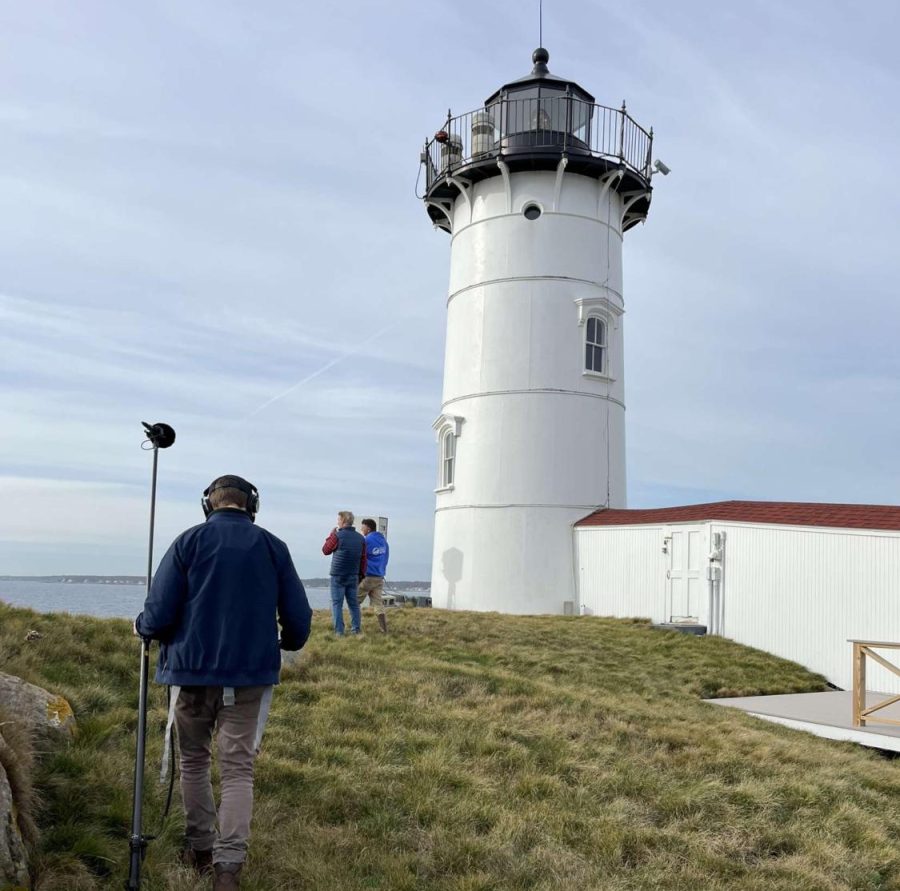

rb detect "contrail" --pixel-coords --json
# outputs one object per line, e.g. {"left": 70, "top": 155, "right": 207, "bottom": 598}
{"left": 239, "top": 322, "right": 398, "bottom": 422}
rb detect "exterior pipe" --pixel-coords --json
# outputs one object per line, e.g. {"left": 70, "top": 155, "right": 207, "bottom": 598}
{"left": 718, "top": 532, "right": 727, "bottom": 635}
{"left": 715, "top": 578, "right": 722, "bottom": 635}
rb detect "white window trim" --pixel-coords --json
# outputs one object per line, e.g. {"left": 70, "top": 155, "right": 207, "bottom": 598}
{"left": 575, "top": 297, "right": 622, "bottom": 382}
{"left": 584, "top": 315, "right": 608, "bottom": 376}
{"left": 440, "top": 428, "right": 456, "bottom": 490}
{"left": 432, "top": 414, "right": 463, "bottom": 437}
{"left": 583, "top": 368, "right": 616, "bottom": 383}
{"left": 575, "top": 296, "right": 624, "bottom": 327}
{"left": 432, "top": 413, "right": 463, "bottom": 493}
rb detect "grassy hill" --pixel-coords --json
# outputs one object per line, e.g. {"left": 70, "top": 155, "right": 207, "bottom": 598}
{"left": 2, "top": 601, "right": 900, "bottom": 890}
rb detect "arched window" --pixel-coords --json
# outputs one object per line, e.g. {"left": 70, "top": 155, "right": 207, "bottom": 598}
{"left": 585, "top": 316, "right": 606, "bottom": 374}
{"left": 432, "top": 413, "right": 463, "bottom": 491}
{"left": 441, "top": 429, "right": 456, "bottom": 488}
{"left": 575, "top": 297, "right": 621, "bottom": 380}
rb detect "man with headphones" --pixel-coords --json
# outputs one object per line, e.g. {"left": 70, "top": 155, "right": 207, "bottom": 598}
{"left": 135, "top": 475, "right": 312, "bottom": 890}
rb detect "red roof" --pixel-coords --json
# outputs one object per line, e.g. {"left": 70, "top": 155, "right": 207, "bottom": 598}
{"left": 576, "top": 500, "right": 900, "bottom": 531}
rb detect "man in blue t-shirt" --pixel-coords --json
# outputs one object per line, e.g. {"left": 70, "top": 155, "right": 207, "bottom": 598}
{"left": 357, "top": 518, "right": 391, "bottom": 634}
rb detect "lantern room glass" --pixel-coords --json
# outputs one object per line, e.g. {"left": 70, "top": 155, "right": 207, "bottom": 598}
{"left": 488, "top": 83, "right": 593, "bottom": 150}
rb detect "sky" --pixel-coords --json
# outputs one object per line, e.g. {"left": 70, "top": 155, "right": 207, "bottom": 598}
{"left": 2, "top": 0, "right": 899, "bottom": 581}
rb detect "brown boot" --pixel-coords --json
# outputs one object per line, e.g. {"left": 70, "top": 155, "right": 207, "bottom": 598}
{"left": 378, "top": 613, "right": 388, "bottom": 634}
{"left": 181, "top": 846, "right": 213, "bottom": 876}
{"left": 214, "top": 862, "right": 243, "bottom": 889}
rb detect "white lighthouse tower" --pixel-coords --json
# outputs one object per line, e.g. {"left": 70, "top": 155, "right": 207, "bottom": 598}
{"left": 421, "top": 48, "right": 655, "bottom": 614}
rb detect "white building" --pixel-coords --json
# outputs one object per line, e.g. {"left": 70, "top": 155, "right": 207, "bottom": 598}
{"left": 575, "top": 501, "right": 900, "bottom": 691}
{"left": 421, "top": 49, "right": 655, "bottom": 614}
{"left": 417, "top": 51, "right": 898, "bottom": 699}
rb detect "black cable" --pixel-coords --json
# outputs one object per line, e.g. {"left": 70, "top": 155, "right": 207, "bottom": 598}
{"left": 162, "top": 725, "right": 176, "bottom": 821}
{"left": 604, "top": 176, "right": 613, "bottom": 508}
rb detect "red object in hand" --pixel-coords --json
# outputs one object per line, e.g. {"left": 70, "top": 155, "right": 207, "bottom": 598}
{"left": 434, "top": 130, "right": 449, "bottom": 144}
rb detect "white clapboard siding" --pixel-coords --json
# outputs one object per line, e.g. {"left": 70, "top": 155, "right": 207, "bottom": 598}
{"left": 712, "top": 522, "right": 900, "bottom": 693}
{"left": 576, "top": 525, "right": 667, "bottom": 621}
{"left": 576, "top": 521, "right": 900, "bottom": 693}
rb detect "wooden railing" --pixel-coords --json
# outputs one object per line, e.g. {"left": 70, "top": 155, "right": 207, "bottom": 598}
{"left": 850, "top": 640, "right": 900, "bottom": 727}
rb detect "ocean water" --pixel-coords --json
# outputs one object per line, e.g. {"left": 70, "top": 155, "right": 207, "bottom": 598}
{"left": 0, "top": 579, "right": 334, "bottom": 619}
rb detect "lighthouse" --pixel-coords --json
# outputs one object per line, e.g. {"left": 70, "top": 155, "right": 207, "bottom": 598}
{"left": 421, "top": 48, "right": 655, "bottom": 614}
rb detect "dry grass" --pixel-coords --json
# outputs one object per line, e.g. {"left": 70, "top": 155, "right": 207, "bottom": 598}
{"left": 2, "top": 600, "right": 900, "bottom": 890}
{"left": 0, "top": 702, "right": 39, "bottom": 861}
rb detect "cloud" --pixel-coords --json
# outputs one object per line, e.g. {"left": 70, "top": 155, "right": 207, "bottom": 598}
{"left": 2, "top": 0, "right": 899, "bottom": 584}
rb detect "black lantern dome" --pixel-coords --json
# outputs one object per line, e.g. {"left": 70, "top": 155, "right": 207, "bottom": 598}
{"left": 420, "top": 49, "right": 654, "bottom": 233}
{"left": 485, "top": 47, "right": 596, "bottom": 104}
{"left": 483, "top": 48, "right": 597, "bottom": 155}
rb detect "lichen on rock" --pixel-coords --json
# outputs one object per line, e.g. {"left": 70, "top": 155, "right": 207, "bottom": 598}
{"left": 45, "top": 696, "right": 74, "bottom": 730}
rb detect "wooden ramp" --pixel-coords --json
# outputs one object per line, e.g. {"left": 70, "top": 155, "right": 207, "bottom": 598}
{"left": 706, "top": 691, "right": 900, "bottom": 753}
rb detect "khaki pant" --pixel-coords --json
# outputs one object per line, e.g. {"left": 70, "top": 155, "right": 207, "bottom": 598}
{"left": 175, "top": 685, "right": 266, "bottom": 864}
{"left": 357, "top": 576, "right": 386, "bottom": 615}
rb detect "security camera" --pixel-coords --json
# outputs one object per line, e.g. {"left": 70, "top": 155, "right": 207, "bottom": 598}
{"left": 653, "top": 159, "right": 671, "bottom": 176}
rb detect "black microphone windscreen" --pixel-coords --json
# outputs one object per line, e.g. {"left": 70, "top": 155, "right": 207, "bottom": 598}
{"left": 142, "top": 422, "right": 176, "bottom": 449}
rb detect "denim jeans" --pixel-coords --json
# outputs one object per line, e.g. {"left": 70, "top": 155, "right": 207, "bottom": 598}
{"left": 330, "top": 573, "right": 361, "bottom": 634}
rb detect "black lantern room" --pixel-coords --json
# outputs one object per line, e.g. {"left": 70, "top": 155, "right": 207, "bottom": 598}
{"left": 484, "top": 48, "right": 596, "bottom": 156}
{"left": 421, "top": 48, "right": 654, "bottom": 233}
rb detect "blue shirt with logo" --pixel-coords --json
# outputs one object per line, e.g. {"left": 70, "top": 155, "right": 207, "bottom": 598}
{"left": 365, "top": 531, "right": 390, "bottom": 577}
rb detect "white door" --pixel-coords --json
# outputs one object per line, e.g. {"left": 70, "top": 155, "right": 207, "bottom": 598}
{"left": 667, "top": 526, "right": 702, "bottom": 622}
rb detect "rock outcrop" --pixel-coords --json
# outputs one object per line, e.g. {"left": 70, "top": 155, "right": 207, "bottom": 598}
{"left": 0, "top": 753, "right": 30, "bottom": 889}
{"left": 0, "top": 673, "right": 76, "bottom": 742}
{"left": 0, "top": 673, "right": 76, "bottom": 889}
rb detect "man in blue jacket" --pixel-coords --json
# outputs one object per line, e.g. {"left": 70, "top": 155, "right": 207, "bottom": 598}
{"left": 357, "top": 518, "right": 390, "bottom": 634}
{"left": 135, "top": 475, "right": 311, "bottom": 890}
{"left": 321, "top": 510, "right": 366, "bottom": 635}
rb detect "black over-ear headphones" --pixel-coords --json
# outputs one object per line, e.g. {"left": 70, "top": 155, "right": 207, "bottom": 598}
{"left": 201, "top": 475, "right": 261, "bottom": 521}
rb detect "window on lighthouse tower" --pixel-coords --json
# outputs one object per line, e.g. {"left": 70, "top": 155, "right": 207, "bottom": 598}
{"left": 585, "top": 317, "right": 607, "bottom": 374}
{"left": 441, "top": 429, "right": 456, "bottom": 488}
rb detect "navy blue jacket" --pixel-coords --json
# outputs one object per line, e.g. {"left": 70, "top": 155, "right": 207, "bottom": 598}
{"left": 135, "top": 509, "right": 312, "bottom": 686}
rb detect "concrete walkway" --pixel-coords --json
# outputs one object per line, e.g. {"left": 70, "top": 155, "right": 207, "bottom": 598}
{"left": 706, "top": 690, "right": 900, "bottom": 752}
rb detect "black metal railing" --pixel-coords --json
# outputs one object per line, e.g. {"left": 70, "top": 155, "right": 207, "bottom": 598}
{"left": 423, "top": 97, "right": 652, "bottom": 191}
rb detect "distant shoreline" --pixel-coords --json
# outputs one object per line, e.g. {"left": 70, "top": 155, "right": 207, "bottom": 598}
{"left": 0, "top": 575, "right": 431, "bottom": 591}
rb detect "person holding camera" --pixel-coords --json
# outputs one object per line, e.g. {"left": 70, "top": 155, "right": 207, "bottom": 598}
{"left": 357, "top": 518, "right": 390, "bottom": 634}
{"left": 135, "top": 475, "right": 312, "bottom": 889}
{"left": 322, "top": 510, "right": 367, "bottom": 635}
